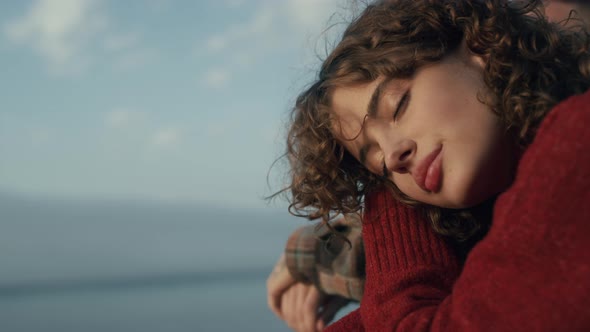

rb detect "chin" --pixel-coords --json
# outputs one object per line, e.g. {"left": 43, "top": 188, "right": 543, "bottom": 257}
{"left": 437, "top": 170, "right": 501, "bottom": 209}
{"left": 447, "top": 187, "right": 502, "bottom": 210}
{"left": 448, "top": 197, "right": 484, "bottom": 210}
{"left": 432, "top": 198, "right": 473, "bottom": 210}
{"left": 401, "top": 179, "right": 499, "bottom": 210}
{"left": 435, "top": 184, "right": 491, "bottom": 210}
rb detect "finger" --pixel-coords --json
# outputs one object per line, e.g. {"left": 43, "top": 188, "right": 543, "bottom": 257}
{"left": 317, "top": 319, "right": 325, "bottom": 331}
{"left": 284, "top": 284, "right": 301, "bottom": 330}
{"left": 267, "top": 284, "right": 283, "bottom": 319}
{"left": 281, "top": 286, "right": 292, "bottom": 327}
{"left": 295, "top": 284, "right": 309, "bottom": 331}
{"left": 317, "top": 319, "right": 325, "bottom": 332}
{"left": 285, "top": 283, "right": 310, "bottom": 332}
{"left": 302, "top": 286, "right": 322, "bottom": 332}
{"left": 266, "top": 255, "right": 295, "bottom": 318}
{"left": 317, "top": 296, "right": 350, "bottom": 330}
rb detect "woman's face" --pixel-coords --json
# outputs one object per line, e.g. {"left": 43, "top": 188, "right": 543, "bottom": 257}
{"left": 331, "top": 43, "right": 518, "bottom": 209}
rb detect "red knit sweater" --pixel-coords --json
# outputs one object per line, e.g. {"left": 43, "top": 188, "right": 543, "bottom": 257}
{"left": 326, "top": 90, "right": 590, "bottom": 331}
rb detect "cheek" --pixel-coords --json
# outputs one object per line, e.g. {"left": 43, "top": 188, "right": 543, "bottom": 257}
{"left": 390, "top": 175, "right": 419, "bottom": 199}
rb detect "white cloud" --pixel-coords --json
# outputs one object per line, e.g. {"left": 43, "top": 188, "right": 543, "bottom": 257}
{"left": 104, "top": 110, "right": 184, "bottom": 152}
{"left": 205, "top": 35, "right": 228, "bottom": 53}
{"left": 3, "top": 0, "right": 153, "bottom": 74}
{"left": 248, "top": 7, "right": 274, "bottom": 34}
{"left": 105, "top": 108, "right": 144, "bottom": 129}
{"left": 203, "top": 0, "right": 343, "bottom": 54}
{"left": 231, "top": 51, "right": 254, "bottom": 67}
{"left": 199, "top": 0, "right": 346, "bottom": 74}
{"left": 3, "top": 0, "right": 106, "bottom": 68}
{"left": 103, "top": 31, "right": 156, "bottom": 71}
{"left": 113, "top": 48, "right": 157, "bottom": 71}
{"left": 226, "top": 0, "right": 246, "bottom": 9}
{"left": 202, "top": 7, "right": 275, "bottom": 55}
{"left": 196, "top": 7, "right": 281, "bottom": 91}
{"left": 203, "top": 68, "right": 231, "bottom": 89}
{"left": 151, "top": 127, "right": 182, "bottom": 149}
{"left": 285, "top": 0, "right": 343, "bottom": 31}
{"left": 103, "top": 31, "right": 140, "bottom": 52}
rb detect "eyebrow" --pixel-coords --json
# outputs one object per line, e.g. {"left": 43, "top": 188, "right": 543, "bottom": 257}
{"left": 359, "top": 77, "right": 395, "bottom": 165}
{"left": 367, "top": 77, "right": 394, "bottom": 119}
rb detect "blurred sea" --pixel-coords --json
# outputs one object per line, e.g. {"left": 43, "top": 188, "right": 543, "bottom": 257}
{"left": 0, "top": 192, "right": 357, "bottom": 332}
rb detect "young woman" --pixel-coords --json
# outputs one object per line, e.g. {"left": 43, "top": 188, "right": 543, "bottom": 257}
{"left": 269, "top": 0, "right": 590, "bottom": 330}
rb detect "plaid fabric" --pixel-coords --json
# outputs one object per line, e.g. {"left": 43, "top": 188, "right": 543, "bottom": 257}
{"left": 285, "top": 214, "right": 365, "bottom": 302}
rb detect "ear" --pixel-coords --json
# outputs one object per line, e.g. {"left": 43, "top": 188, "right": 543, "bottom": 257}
{"left": 458, "top": 38, "right": 487, "bottom": 70}
{"left": 469, "top": 52, "right": 487, "bottom": 70}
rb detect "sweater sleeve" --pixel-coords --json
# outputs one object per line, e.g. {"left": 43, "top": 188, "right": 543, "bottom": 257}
{"left": 330, "top": 90, "right": 590, "bottom": 331}
{"left": 325, "top": 192, "right": 462, "bottom": 332}
{"left": 359, "top": 191, "right": 462, "bottom": 331}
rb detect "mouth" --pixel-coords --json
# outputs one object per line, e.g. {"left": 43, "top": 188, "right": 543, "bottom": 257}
{"left": 413, "top": 145, "right": 443, "bottom": 193}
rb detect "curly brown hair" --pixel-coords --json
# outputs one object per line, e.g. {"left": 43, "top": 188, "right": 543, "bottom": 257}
{"left": 281, "top": 0, "right": 590, "bottom": 243}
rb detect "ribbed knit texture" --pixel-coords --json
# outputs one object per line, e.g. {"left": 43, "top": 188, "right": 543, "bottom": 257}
{"left": 362, "top": 192, "right": 459, "bottom": 275}
{"left": 326, "top": 90, "right": 590, "bottom": 331}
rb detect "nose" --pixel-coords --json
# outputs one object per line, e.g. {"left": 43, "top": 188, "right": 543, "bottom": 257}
{"left": 382, "top": 139, "right": 416, "bottom": 174}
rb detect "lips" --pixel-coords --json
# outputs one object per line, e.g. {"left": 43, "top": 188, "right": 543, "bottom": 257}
{"left": 413, "top": 146, "right": 443, "bottom": 192}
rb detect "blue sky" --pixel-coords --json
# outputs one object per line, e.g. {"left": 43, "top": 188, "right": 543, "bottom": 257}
{"left": 0, "top": 0, "right": 349, "bottom": 208}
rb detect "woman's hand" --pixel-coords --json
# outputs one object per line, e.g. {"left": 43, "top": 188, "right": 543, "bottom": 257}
{"left": 267, "top": 253, "right": 297, "bottom": 318}
{"left": 279, "top": 282, "right": 349, "bottom": 331}
{"left": 267, "top": 254, "right": 349, "bottom": 331}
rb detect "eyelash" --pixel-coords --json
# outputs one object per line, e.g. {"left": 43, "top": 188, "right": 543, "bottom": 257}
{"left": 393, "top": 91, "right": 410, "bottom": 120}
{"left": 381, "top": 90, "right": 410, "bottom": 177}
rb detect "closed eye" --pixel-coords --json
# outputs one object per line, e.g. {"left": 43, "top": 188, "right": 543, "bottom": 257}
{"left": 393, "top": 91, "right": 410, "bottom": 120}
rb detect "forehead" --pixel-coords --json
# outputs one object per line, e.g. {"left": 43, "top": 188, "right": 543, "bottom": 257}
{"left": 330, "top": 80, "right": 380, "bottom": 141}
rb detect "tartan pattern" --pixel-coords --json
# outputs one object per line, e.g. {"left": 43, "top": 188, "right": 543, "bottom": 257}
{"left": 285, "top": 214, "right": 365, "bottom": 302}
